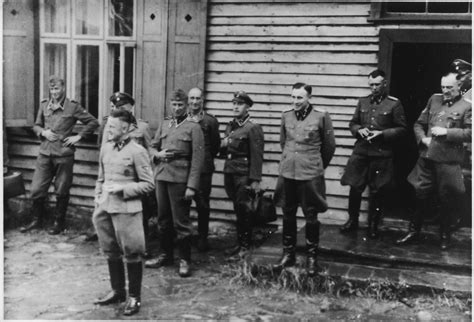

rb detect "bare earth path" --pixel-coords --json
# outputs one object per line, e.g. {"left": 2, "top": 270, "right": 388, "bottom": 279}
{"left": 3, "top": 229, "right": 470, "bottom": 320}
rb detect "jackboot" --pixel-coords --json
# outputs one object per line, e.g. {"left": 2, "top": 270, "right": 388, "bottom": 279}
{"left": 123, "top": 262, "right": 142, "bottom": 316}
{"left": 178, "top": 237, "right": 191, "bottom": 277}
{"left": 20, "top": 198, "right": 46, "bottom": 233}
{"left": 340, "top": 188, "right": 362, "bottom": 233}
{"left": 306, "top": 221, "right": 321, "bottom": 277}
{"left": 94, "top": 260, "right": 126, "bottom": 305}
{"left": 439, "top": 201, "right": 452, "bottom": 251}
{"left": 145, "top": 230, "right": 174, "bottom": 268}
{"left": 197, "top": 206, "right": 210, "bottom": 252}
{"left": 396, "top": 198, "right": 427, "bottom": 245}
{"left": 48, "top": 195, "right": 69, "bottom": 235}
{"left": 273, "top": 214, "right": 297, "bottom": 270}
{"left": 367, "top": 194, "right": 381, "bottom": 239}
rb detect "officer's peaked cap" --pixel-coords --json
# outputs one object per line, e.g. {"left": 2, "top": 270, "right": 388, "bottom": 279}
{"left": 451, "top": 59, "right": 472, "bottom": 76}
{"left": 170, "top": 89, "right": 188, "bottom": 102}
{"left": 232, "top": 91, "right": 253, "bottom": 107}
{"left": 110, "top": 92, "right": 135, "bottom": 107}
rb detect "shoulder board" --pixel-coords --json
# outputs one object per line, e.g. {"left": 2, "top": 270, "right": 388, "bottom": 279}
{"left": 387, "top": 96, "right": 399, "bottom": 101}
{"left": 433, "top": 93, "right": 443, "bottom": 96}
{"left": 283, "top": 108, "right": 294, "bottom": 113}
{"left": 164, "top": 116, "right": 172, "bottom": 120}
{"left": 41, "top": 98, "right": 48, "bottom": 103}
{"left": 249, "top": 118, "right": 259, "bottom": 124}
{"left": 312, "top": 106, "right": 327, "bottom": 113}
{"left": 137, "top": 119, "right": 149, "bottom": 124}
{"left": 187, "top": 118, "right": 199, "bottom": 123}
{"left": 70, "top": 99, "right": 78, "bottom": 104}
{"left": 205, "top": 111, "right": 215, "bottom": 118}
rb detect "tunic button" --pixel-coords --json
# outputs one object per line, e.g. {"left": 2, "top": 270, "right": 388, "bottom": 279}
{"left": 376, "top": 170, "right": 379, "bottom": 174}
{"left": 371, "top": 117, "right": 375, "bottom": 120}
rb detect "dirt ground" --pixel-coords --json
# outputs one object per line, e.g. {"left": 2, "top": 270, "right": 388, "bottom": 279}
{"left": 3, "top": 226, "right": 471, "bottom": 320}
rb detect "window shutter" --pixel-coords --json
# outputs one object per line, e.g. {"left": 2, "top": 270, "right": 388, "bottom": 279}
{"left": 3, "top": 0, "right": 36, "bottom": 127}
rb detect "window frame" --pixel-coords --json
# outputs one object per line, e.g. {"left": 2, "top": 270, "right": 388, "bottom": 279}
{"left": 369, "top": 1, "right": 472, "bottom": 23}
{"left": 38, "top": 0, "right": 137, "bottom": 121}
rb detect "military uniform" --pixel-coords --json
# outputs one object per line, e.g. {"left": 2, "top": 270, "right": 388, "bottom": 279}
{"left": 98, "top": 115, "right": 156, "bottom": 240}
{"left": 404, "top": 94, "right": 471, "bottom": 245}
{"left": 277, "top": 104, "right": 335, "bottom": 270}
{"left": 150, "top": 117, "right": 205, "bottom": 262}
{"left": 340, "top": 94, "right": 406, "bottom": 237}
{"left": 222, "top": 114, "right": 264, "bottom": 250}
{"left": 28, "top": 97, "right": 98, "bottom": 231}
{"left": 187, "top": 111, "right": 221, "bottom": 246}
{"left": 92, "top": 133, "right": 154, "bottom": 315}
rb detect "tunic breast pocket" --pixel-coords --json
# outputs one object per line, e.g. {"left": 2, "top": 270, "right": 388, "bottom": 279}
{"left": 178, "top": 136, "right": 192, "bottom": 152}
{"left": 377, "top": 111, "right": 392, "bottom": 127}
{"left": 303, "top": 124, "right": 319, "bottom": 142}
{"left": 56, "top": 114, "right": 75, "bottom": 130}
{"left": 447, "top": 113, "right": 462, "bottom": 128}
{"left": 121, "top": 157, "right": 135, "bottom": 177}
{"left": 229, "top": 135, "right": 248, "bottom": 152}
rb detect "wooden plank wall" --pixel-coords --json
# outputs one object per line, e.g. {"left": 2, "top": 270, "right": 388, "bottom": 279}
{"left": 204, "top": 0, "right": 376, "bottom": 224}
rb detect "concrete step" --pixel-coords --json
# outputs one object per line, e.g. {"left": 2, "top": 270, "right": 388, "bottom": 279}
{"left": 250, "top": 224, "right": 471, "bottom": 293}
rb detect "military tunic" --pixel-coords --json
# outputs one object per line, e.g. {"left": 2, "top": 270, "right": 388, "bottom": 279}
{"left": 408, "top": 94, "right": 472, "bottom": 199}
{"left": 30, "top": 98, "right": 99, "bottom": 200}
{"left": 93, "top": 137, "right": 154, "bottom": 262}
{"left": 188, "top": 111, "right": 221, "bottom": 240}
{"left": 221, "top": 115, "right": 264, "bottom": 248}
{"left": 341, "top": 94, "right": 407, "bottom": 193}
{"left": 150, "top": 117, "right": 204, "bottom": 258}
{"left": 278, "top": 105, "right": 336, "bottom": 217}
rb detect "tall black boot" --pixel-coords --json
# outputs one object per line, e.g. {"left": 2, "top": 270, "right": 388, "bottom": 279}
{"left": 273, "top": 209, "right": 297, "bottom": 270}
{"left": 439, "top": 200, "right": 453, "bottom": 251}
{"left": 396, "top": 198, "right": 426, "bottom": 245}
{"left": 197, "top": 206, "right": 210, "bottom": 252}
{"left": 123, "top": 262, "right": 143, "bottom": 316}
{"left": 306, "top": 220, "right": 320, "bottom": 277}
{"left": 145, "top": 230, "right": 174, "bottom": 268}
{"left": 340, "top": 188, "right": 362, "bottom": 233}
{"left": 94, "top": 260, "right": 126, "bottom": 305}
{"left": 48, "top": 195, "right": 69, "bottom": 235}
{"left": 178, "top": 237, "right": 191, "bottom": 277}
{"left": 367, "top": 194, "right": 381, "bottom": 239}
{"left": 20, "top": 198, "right": 45, "bottom": 233}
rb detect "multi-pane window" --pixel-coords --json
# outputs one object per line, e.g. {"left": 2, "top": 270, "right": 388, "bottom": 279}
{"left": 40, "top": 0, "right": 136, "bottom": 119}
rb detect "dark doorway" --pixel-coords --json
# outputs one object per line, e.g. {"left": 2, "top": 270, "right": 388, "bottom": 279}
{"left": 385, "top": 41, "right": 472, "bottom": 226}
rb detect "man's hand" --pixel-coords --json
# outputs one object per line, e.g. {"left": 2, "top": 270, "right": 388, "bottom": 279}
{"left": 431, "top": 126, "right": 448, "bottom": 137}
{"left": 367, "top": 130, "right": 383, "bottom": 142}
{"left": 421, "top": 137, "right": 432, "bottom": 147}
{"left": 357, "top": 128, "right": 371, "bottom": 139}
{"left": 104, "top": 183, "right": 124, "bottom": 194}
{"left": 63, "top": 134, "right": 81, "bottom": 147}
{"left": 42, "top": 129, "right": 60, "bottom": 142}
{"left": 156, "top": 149, "right": 175, "bottom": 161}
{"left": 184, "top": 188, "right": 195, "bottom": 200}
{"left": 250, "top": 181, "right": 261, "bottom": 194}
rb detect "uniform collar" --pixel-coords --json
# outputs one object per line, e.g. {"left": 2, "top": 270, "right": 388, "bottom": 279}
{"left": 187, "top": 110, "right": 204, "bottom": 122}
{"left": 113, "top": 136, "right": 131, "bottom": 151}
{"left": 295, "top": 104, "right": 312, "bottom": 121}
{"left": 47, "top": 97, "right": 66, "bottom": 111}
{"left": 370, "top": 93, "right": 387, "bottom": 105}
{"left": 169, "top": 115, "right": 187, "bottom": 128}
{"left": 231, "top": 113, "right": 250, "bottom": 129}
{"left": 442, "top": 95, "right": 462, "bottom": 107}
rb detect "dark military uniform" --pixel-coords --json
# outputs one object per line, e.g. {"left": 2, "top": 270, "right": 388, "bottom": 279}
{"left": 406, "top": 94, "right": 471, "bottom": 242}
{"left": 278, "top": 104, "right": 335, "bottom": 266}
{"left": 30, "top": 97, "right": 98, "bottom": 229}
{"left": 92, "top": 135, "right": 154, "bottom": 313}
{"left": 187, "top": 111, "right": 221, "bottom": 244}
{"left": 222, "top": 114, "right": 264, "bottom": 250}
{"left": 340, "top": 94, "right": 406, "bottom": 237}
{"left": 150, "top": 117, "right": 205, "bottom": 261}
